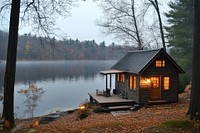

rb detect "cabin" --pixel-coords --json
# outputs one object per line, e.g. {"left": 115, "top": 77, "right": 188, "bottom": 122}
{"left": 100, "top": 48, "right": 184, "bottom": 104}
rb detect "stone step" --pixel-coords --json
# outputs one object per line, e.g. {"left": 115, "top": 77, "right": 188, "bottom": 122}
{"left": 147, "top": 100, "right": 168, "bottom": 105}
{"left": 108, "top": 105, "right": 132, "bottom": 111}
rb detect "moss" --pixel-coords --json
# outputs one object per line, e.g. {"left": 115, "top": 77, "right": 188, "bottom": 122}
{"left": 144, "top": 119, "right": 200, "bottom": 133}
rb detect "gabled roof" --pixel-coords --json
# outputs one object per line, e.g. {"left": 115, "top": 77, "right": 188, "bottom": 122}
{"left": 111, "top": 48, "right": 184, "bottom": 74}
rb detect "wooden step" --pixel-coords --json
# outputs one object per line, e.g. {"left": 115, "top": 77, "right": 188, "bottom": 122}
{"left": 108, "top": 105, "right": 132, "bottom": 111}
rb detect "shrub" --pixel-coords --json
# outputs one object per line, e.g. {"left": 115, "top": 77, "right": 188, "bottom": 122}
{"left": 79, "top": 110, "right": 90, "bottom": 119}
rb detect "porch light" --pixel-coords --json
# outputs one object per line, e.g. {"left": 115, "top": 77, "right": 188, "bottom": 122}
{"left": 33, "top": 120, "right": 39, "bottom": 127}
{"left": 79, "top": 105, "right": 86, "bottom": 111}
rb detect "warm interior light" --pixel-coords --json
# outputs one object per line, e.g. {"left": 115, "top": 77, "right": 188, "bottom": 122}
{"left": 156, "top": 60, "right": 165, "bottom": 67}
{"left": 145, "top": 78, "right": 151, "bottom": 83}
{"left": 164, "top": 77, "right": 170, "bottom": 90}
{"left": 140, "top": 77, "right": 151, "bottom": 88}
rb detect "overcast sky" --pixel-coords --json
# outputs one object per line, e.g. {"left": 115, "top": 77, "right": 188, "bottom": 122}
{"left": 1, "top": 0, "right": 173, "bottom": 45}
{"left": 55, "top": 1, "right": 111, "bottom": 44}
{"left": 18, "top": 1, "right": 114, "bottom": 45}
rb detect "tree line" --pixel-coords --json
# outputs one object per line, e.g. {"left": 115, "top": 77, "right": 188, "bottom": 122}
{"left": 0, "top": 30, "right": 135, "bottom": 61}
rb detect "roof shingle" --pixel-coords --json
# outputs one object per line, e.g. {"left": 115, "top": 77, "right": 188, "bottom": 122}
{"left": 111, "top": 48, "right": 184, "bottom": 74}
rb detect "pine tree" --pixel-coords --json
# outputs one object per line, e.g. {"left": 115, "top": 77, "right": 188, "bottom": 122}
{"left": 165, "top": 0, "right": 194, "bottom": 89}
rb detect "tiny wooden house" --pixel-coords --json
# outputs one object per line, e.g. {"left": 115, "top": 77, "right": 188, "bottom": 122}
{"left": 106, "top": 49, "right": 184, "bottom": 104}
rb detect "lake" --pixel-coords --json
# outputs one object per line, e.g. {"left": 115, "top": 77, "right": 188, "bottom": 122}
{"left": 0, "top": 60, "right": 116, "bottom": 118}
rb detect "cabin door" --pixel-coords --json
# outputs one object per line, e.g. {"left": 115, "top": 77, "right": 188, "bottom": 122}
{"left": 150, "top": 76, "right": 161, "bottom": 100}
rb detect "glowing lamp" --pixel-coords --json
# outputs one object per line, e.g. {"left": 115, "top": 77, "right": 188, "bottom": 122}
{"left": 34, "top": 120, "right": 39, "bottom": 127}
{"left": 79, "top": 105, "right": 86, "bottom": 110}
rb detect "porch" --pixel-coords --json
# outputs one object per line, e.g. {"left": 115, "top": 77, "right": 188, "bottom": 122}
{"left": 88, "top": 92, "right": 135, "bottom": 107}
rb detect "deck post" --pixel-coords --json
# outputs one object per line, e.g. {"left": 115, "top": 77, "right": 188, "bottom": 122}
{"left": 110, "top": 74, "right": 112, "bottom": 89}
{"left": 106, "top": 74, "right": 108, "bottom": 91}
{"left": 89, "top": 94, "right": 93, "bottom": 102}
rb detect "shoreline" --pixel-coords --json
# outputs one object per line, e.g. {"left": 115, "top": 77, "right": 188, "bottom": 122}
{"left": 1, "top": 93, "right": 190, "bottom": 132}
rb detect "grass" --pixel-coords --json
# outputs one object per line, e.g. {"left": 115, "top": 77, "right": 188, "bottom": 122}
{"left": 144, "top": 119, "right": 200, "bottom": 133}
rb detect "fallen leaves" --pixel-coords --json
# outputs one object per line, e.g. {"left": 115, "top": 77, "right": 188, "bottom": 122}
{"left": 2, "top": 93, "right": 190, "bottom": 133}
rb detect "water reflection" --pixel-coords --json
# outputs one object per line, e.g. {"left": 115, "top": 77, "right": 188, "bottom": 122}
{"left": 0, "top": 60, "right": 115, "bottom": 88}
{"left": 0, "top": 60, "right": 116, "bottom": 117}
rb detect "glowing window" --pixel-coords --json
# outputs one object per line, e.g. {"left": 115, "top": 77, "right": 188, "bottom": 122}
{"left": 120, "top": 74, "right": 125, "bottom": 82}
{"left": 117, "top": 73, "right": 124, "bottom": 82}
{"left": 156, "top": 60, "right": 165, "bottom": 67}
{"left": 129, "top": 75, "right": 133, "bottom": 89}
{"left": 134, "top": 76, "right": 136, "bottom": 89}
{"left": 140, "top": 77, "right": 151, "bottom": 88}
{"left": 151, "top": 77, "right": 159, "bottom": 88}
{"left": 164, "top": 77, "right": 170, "bottom": 90}
{"left": 129, "top": 75, "right": 136, "bottom": 90}
{"left": 116, "top": 74, "right": 120, "bottom": 81}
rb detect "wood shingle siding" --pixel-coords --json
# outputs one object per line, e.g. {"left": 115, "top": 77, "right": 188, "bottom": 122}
{"left": 106, "top": 48, "right": 184, "bottom": 104}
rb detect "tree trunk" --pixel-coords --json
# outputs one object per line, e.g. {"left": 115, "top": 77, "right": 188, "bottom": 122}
{"left": 2, "top": 0, "right": 21, "bottom": 128}
{"left": 187, "top": 0, "right": 200, "bottom": 120}
{"left": 149, "top": 0, "right": 166, "bottom": 50}
{"left": 131, "top": 0, "right": 142, "bottom": 49}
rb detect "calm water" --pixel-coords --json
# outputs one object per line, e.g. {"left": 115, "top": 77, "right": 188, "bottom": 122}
{"left": 0, "top": 60, "right": 116, "bottom": 118}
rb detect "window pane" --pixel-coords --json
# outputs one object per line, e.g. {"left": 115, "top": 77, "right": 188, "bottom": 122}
{"left": 118, "top": 74, "right": 124, "bottom": 82}
{"left": 156, "top": 61, "right": 162, "bottom": 67}
{"left": 162, "top": 60, "right": 165, "bottom": 67}
{"left": 121, "top": 74, "right": 124, "bottom": 82}
{"left": 156, "top": 60, "right": 165, "bottom": 67}
{"left": 164, "top": 77, "right": 170, "bottom": 90}
{"left": 151, "top": 77, "right": 159, "bottom": 88}
{"left": 134, "top": 76, "right": 136, "bottom": 89}
{"left": 140, "top": 77, "right": 151, "bottom": 88}
{"left": 129, "top": 75, "right": 133, "bottom": 89}
{"left": 116, "top": 74, "right": 120, "bottom": 81}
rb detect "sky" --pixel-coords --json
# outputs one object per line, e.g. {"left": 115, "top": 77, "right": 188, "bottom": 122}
{"left": 19, "top": 1, "right": 114, "bottom": 45}
{"left": 55, "top": 1, "right": 112, "bottom": 44}
{"left": 1, "top": 0, "right": 173, "bottom": 45}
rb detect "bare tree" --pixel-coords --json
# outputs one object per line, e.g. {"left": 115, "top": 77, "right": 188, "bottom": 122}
{"left": 97, "top": 0, "right": 166, "bottom": 49}
{"left": 0, "top": 0, "right": 76, "bottom": 128}
{"left": 97, "top": 0, "right": 143, "bottom": 49}
{"left": 149, "top": 0, "right": 166, "bottom": 50}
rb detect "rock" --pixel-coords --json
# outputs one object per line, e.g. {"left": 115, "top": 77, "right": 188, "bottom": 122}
{"left": 184, "top": 83, "right": 191, "bottom": 93}
{"left": 27, "top": 128, "right": 36, "bottom": 133}
{"left": 39, "top": 111, "right": 71, "bottom": 124}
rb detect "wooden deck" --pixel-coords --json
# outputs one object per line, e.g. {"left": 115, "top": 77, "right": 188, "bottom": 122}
{"left": 88, "top": 92, "right": 135, "bottom": 106}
